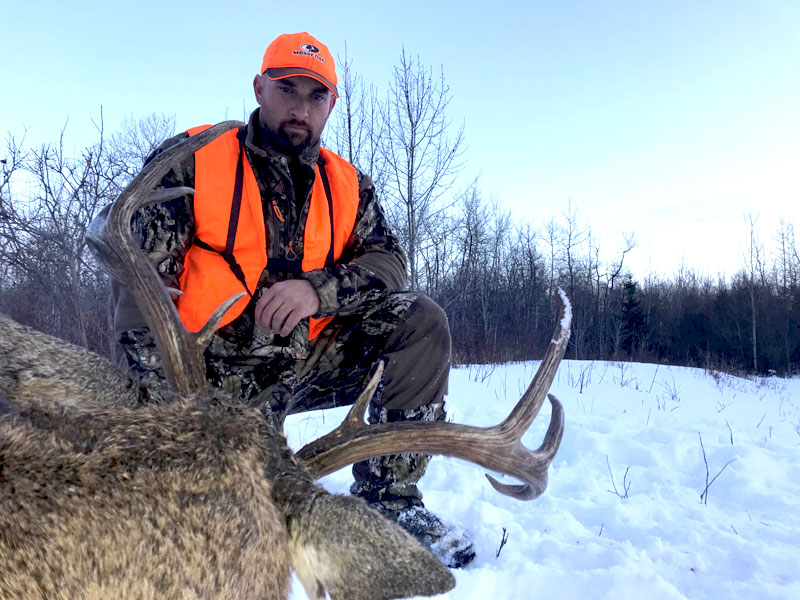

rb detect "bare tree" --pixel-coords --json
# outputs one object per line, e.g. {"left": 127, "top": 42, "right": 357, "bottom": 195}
{"left": 0, "top": 118, "right": 115, "bottom": 349}
{"left": 326, "top": 46, "right": 389, "bottom": 204}
{"left": 329, "top": 43, "right": 366, "bottom": 166}
{"left": 0, "top": 112, "right": 176, "bottom": 358}
{"left": 774, "top": 219, "right": 798, "bottom": 295}
{"left": 745, "top": 212, "right": 765, "bottom": 372}
{"left": 380, "top": 50, "right": 465, "bottom": 290}
{"left": 107, "top": 112, "right": 176, "bottom": 189}
{"left": 559, "top": 201, "right": 589, "bottom": 300}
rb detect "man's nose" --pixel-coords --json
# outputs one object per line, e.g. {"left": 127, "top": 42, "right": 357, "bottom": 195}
{"left": 289, "top": 97, "right": 310, "bottom": 119}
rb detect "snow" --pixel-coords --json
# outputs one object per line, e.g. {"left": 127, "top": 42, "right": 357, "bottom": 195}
{"left": 284, "top": 360, "right": 800, "bottom": 599}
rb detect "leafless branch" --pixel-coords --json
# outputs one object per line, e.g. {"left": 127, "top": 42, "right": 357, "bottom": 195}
{"left": 698, "top": 432, "right": 736, "bottom": 505}
{"left": 606, "top": 455, "right": 631, "bottom": 499}
{"left": 495, "top": 527, "right": 509, "bottom": 559}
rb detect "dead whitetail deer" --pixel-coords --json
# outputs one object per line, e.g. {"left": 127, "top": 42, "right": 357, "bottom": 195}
{"left": 0, "top": 121, "right": 571, "bottom": 600}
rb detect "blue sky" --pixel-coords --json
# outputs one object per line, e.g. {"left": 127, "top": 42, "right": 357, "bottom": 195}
{"left": 3, "top": 0, "right": 798, "bottom": 279}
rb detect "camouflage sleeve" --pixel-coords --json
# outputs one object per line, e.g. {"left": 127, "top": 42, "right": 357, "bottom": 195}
{"left": 112, "top": 133, "right": 196, "bottom": 387}
{"left": 118, "top": 328, "right": 170, "bottom": 401}
{"left": 301, "top": 170, "right": 408, "bottom": 317}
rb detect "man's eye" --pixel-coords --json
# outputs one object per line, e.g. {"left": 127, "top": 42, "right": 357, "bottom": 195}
{"left": 280, "top": 86, "right": 293, "bottom": 93}
{"left": 313, "top": 93, "right": 326, "bottom": 102}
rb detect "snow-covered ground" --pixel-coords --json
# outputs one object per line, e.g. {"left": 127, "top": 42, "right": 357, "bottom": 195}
{"left": 285, "top": 360, "right": 800, "bottom": 600}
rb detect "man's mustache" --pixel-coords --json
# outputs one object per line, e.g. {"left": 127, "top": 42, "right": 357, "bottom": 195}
{"left": 282, "top": 120, "right": 310, "bottom": 132}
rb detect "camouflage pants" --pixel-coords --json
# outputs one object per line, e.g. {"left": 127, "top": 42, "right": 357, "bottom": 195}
{"left": 203, "top": 292, "right": 450, "bottom": 424}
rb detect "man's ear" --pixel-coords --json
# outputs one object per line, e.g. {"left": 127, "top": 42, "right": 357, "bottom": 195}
{"left": 327, "top": 95, "right": 337, "bottom": 117}
{"left": 253, "top": 74, "right": 265, "bottom": 103}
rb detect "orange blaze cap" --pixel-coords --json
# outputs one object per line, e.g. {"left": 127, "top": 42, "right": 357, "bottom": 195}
{"left": 260, "top": 32, "right": 338, "bottom": 97}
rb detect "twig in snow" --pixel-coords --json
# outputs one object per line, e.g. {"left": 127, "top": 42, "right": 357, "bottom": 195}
{"left": 578, "top": 363, "right": 592, "bottom": 394}
{"left": 495, "top": 527, "right": 509, "bottom": 559}
{"left": 598, "top": 522, "right": 604, "bottom": 537}
{"left": 698, "top": 432, "right": 737, "bottom": 505}
{"left": 606, "top": 456, "right": 631, "bottom": 499}
{"left": 725, "top": 420, "right": 734, "bottom": 445}
{"left": 647, "top": 364, "right": 660, "bottom": 394}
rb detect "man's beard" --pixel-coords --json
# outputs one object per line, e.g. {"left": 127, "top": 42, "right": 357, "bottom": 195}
{"left": 260, "top": 121, "right": 314, "bottom": 156}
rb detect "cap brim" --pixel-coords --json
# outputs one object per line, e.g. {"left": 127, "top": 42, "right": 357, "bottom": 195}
{"left": 265, "top": 67, "right": 339, "bottom": 98}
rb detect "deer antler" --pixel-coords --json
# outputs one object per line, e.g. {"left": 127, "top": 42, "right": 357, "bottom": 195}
{"left": 297, "top": 289, "right": 571, "bottom": 500}
{"left": 86, "top": 121, "right": 245, "bottom": 397}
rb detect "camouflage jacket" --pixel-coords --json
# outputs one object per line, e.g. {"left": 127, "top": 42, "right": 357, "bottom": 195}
{"left": 109, "top": 110, "right": 406, "bottom": 372}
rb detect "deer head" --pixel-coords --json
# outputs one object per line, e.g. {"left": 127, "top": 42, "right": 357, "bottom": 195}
{"left": 0, "top": 121, "right": 570, "bottom": 600}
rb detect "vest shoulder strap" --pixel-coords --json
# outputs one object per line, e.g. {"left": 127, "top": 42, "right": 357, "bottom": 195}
{"left": 193, "top": 127, "right": 254, "bottom": 297}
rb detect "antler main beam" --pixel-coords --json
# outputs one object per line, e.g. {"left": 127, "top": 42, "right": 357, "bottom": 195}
{"left": 297, "top": 290, "right": 572, "bottom": 500}
{"left": 86, "top": 121, "right": 245, "bottom": 397}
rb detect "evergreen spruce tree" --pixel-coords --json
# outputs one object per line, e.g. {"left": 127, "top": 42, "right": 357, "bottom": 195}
{"left": 620, "top": 276, "right": 647, "bottom": 358}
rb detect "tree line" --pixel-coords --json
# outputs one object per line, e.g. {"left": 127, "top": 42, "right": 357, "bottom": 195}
{"left": 2, "top": 53, "right": 798, "bottom": 376}
{"left": 326, "top": 50, "right": 800, "bottom": 375}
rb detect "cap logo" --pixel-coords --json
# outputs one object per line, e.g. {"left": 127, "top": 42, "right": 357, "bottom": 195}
{"left": 292, "top": 43, "right": 326, "bottom": 63}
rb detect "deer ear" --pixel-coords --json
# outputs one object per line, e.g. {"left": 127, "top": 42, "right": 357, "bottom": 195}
{"left": 288, "top": 493, "right": 455, "bottom": 600}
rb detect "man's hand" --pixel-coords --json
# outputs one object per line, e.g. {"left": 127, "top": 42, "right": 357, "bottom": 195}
{"left": 254, "top": 279, "right": 320, "bottom": 336}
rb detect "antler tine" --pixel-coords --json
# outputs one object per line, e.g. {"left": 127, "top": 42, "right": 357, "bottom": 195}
{"left": 297, "top": 290, "right": 572, "bottom": 501}
{"left": 87, "top": 121, "right": 245, "bottom": 397}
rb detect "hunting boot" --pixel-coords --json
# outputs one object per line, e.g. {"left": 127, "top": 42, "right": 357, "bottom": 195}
{"left": 350, "top": 402, "right": 476, "bottom": 569}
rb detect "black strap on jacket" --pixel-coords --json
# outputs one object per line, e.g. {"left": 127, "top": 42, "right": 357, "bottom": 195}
{"left": 193, "top": 128, "right": 254, "bottom": 297}
{"left": 316, "top": 155, "right": 337, "bottom": 268}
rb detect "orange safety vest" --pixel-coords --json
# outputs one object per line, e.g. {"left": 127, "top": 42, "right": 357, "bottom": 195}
{"left": 176, "top": 124, "right": 359, "bottom": 339}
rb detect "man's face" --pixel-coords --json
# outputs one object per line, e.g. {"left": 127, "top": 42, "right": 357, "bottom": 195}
{"left": 253, "top": 74, "right": 336, "bottom": 155}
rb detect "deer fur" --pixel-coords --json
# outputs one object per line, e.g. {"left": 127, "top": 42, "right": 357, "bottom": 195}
{"left": 0, "top": 314, "right": 141, "bottom": 410}
{"left": 0, "top": 315, "right": 455, "bottom": 600}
